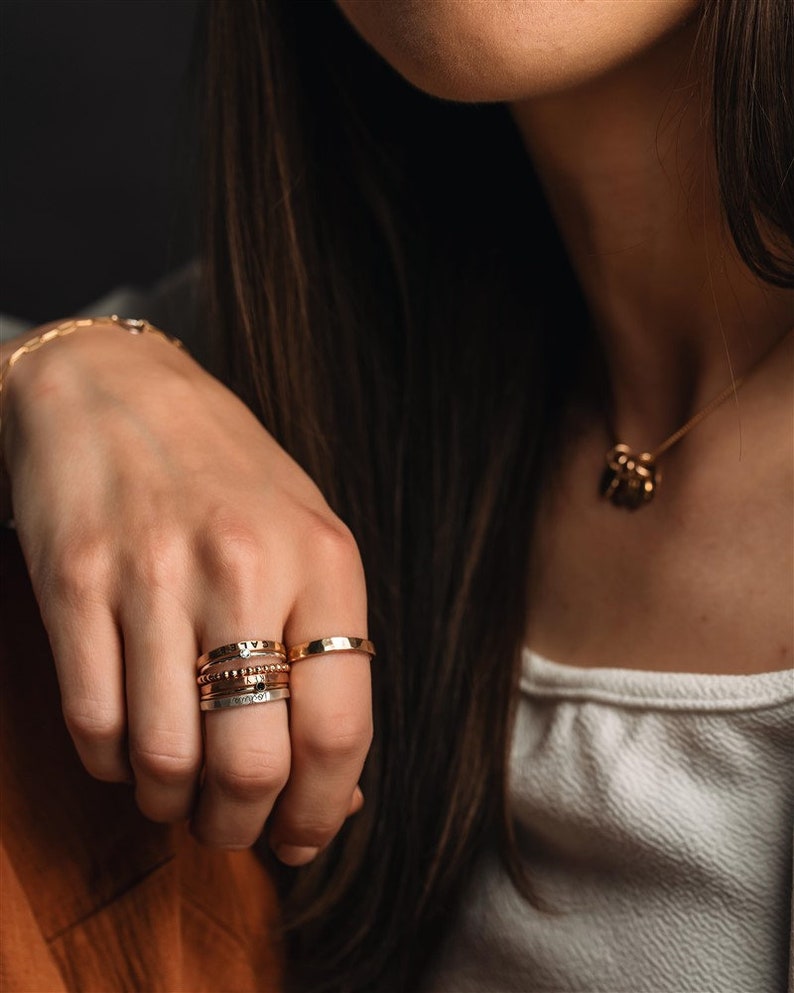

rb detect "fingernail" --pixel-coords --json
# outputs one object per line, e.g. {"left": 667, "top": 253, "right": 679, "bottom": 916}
{"left": 275, "top": 844, "right": 320, "bottom": 866}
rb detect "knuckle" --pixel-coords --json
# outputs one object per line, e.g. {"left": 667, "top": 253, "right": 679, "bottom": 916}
{"left": 190, "top": 822, "right": 260, "bottom": 851}
{"left": 130, "top": 734, "right": 201, "bottom": 785}
{"left": 282, "top": 827, "right": 335, "bottom": 851}
{"left": 198, "top": 515, "right": 266, "bottom": 590}
{"left": 88, "top": 761, "right": 130, "bottom": 785}
{"left": 63, "top": 700, "right": 124, "bottom": 748}
{"left": 212, "top": 755, "right": 289, "bottom": 804}
{"left": 46, "top": 537, "right": 112, "bottom": 605}
{"left": 136, "top": 793, "right": 193, "bottom": 825}
{"left": 304, "top": 514, "right": 361, "bottom": 573}
{"left": 284, "top": 810, "right": 343, "bottom": 847}
{"left": 296, "top": 714, "right": 373, "bottom": 764}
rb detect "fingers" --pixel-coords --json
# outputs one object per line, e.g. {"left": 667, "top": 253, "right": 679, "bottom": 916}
{"left": 268, "top": 530, "right": 372, "bottom": 866}
{"left": 122, "top": 596, "right": 203, "bottom": 823}
{"left": 45, "top": 596, "right": 130, "bottom": 784}
{"left": 270, "top": 653, "right": 372, "bottom": 865}
{"left": 193, "top": 690, "right": 291, "bottom": 849}
{"left": 190, "top": 521, "right": 371, "bottom": 857}
{"left": 190, "top": 555, "right": 292, "bottom": 848}
{"left": 47, "top": 514, "right": 371, "bottom": 858}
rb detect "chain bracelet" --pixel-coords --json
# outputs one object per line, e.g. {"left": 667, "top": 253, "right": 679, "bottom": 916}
{"left": 0, "top": 315, "right": 185, "bottom": 434}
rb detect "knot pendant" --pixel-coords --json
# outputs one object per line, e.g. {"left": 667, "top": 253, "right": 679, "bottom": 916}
{"left": 600, "top": 444, "right": 660, "bottom": 509}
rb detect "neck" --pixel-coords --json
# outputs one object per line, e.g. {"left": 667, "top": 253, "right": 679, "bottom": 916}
{"left": 511, "top": 20, "right": 793, "bottom": 448}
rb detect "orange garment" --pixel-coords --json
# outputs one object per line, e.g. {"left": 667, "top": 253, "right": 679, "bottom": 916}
{"left": 0, "top": 530, "right": 282, "bottom": 992}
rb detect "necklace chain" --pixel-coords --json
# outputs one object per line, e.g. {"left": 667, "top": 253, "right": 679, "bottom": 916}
{"left": 651, "top": 374, "right": 745, "bottom": 459}
{"left": 601, "top": 326, "right": 793, "bottom": 510}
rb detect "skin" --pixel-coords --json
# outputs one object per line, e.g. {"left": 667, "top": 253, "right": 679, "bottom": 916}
{"left": 336, "top": 0, "right": 702, "bottom": 101}
{"left": 1, "top": 326, "right": 369, "bottom": 861}
{"left": 337, "top": 0, "right": 794, "bottom": 675}
{"left": 2, "top": 0, "right": 792, "bottom": 853}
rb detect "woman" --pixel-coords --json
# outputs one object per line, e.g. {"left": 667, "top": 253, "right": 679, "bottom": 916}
{"left": 1, "top": 1, "right": 791, "bottom": 991}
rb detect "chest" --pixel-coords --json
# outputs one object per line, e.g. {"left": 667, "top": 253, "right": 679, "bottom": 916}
{"left": 526, "top": 411, "right": 793, "bottom": 674}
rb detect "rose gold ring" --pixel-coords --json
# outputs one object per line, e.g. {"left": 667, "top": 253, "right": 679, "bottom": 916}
{"left": 200, "top": 673, "right": 290, "bottom": 696}
{"left": 196, "top": 640, "right": 286, "bottom": 672}
{"left": 197, "top": 662, "right": 291, "bottom": 686}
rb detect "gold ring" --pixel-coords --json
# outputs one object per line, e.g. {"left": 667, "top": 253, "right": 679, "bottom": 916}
{"left": 197, "top": 640, "right": 286, "bottom": 671}
{"left": 198, "top": 652, "right": 285, "bottom": 677}
{"left": 197, "top": 662, "right": 291, "bottom": 686}
{"left": 199, "top": 673, "right": 289, "bottom": 700}
{"left": 200, "top": 673, "right": 290, "bottom": 695}
{"left": 287, "top": 637, "right": 376, "bottom": 663}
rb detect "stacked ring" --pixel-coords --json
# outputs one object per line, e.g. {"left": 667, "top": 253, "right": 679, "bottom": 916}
{"left": 200, "top": 672, "right": 290, "bottom": 693}
{"left": 197, "top": 639, "right": 289, "bottom": 711}
{"left": 196, "top": 636, "right": 376, "bottom": 712}
{"left": 200, "top": 687, "right": 291, "bottom": 711}
{"left": 197, "top": 640, "right": 286, "bottom": 670}
{"left": 197, "top": 661, "right": 291, "bottom": 686}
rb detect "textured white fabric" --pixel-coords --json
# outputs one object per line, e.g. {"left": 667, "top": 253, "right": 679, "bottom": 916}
{"left": 427, "top": 651, "right": 794, "bottom": 993}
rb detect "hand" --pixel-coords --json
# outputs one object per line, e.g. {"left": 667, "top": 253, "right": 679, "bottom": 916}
{"left": 1, "top": 320, "right": 372, "bottom": 862}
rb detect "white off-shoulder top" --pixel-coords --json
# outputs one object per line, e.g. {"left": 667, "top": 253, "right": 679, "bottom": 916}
{"left": 427, "top": 650, "right": 794, "bottom": 993}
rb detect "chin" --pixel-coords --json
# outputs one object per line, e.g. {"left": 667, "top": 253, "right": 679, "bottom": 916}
{"left": 334, "top": 0, "right": 700, "bottom": 103}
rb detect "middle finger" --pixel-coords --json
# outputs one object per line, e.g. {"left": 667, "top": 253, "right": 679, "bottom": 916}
{"left": 190, "top": 613, "right": 292, "bottom": 849}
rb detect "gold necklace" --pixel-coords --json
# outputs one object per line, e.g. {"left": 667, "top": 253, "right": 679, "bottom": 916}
{"left": 600, "top": 328, "right": 793, "bottom": 510}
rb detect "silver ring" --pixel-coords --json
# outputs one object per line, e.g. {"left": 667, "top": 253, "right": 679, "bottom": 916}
{"left": 199, "top": 687, "right": 291, "bottom": 711}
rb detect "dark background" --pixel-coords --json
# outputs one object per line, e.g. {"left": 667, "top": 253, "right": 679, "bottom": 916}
{"left": 1, "top": 0, "right": 200, "bottom": 324}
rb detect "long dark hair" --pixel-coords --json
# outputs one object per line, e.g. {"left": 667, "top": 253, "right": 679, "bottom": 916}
{"left": 200, "top": 1, "right": 793, "bottom": 989}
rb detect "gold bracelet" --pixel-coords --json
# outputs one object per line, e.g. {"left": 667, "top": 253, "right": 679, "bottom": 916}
{"left": 0, "top": 315, "right": 185, "bottom": 399}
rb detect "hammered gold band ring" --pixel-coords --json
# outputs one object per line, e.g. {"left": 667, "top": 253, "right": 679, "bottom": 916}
{"left": 287, "top": 637, "right": 376, "bottom": 663}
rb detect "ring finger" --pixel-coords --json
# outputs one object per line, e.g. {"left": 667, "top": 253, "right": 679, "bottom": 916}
{"left": 123, "top": 601, "right": 203, "bottom": 822}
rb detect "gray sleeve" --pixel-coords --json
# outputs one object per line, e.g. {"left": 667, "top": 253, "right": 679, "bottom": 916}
{"left": 1, "top": 260, "right": 213, "bottom": 371}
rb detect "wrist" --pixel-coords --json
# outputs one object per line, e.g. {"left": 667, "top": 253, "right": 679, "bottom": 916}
{"left": 0, "top": 315, "right": 187, "bottom": 491}
{"left": 1, "top": 315, "right": 184, "bottom": 391}
{"left": 1, "top": 313, "right": 185, "bottom": 420}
